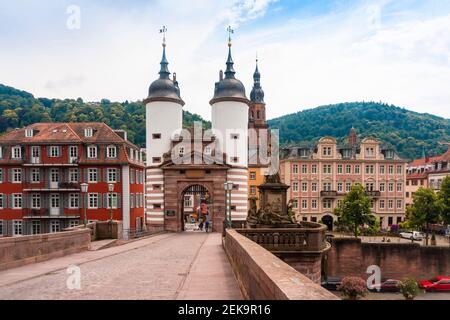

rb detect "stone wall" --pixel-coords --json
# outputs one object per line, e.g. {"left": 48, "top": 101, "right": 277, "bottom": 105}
{"left": 95, "top": 221, "right": 123, "bottom": 240}
{"left": 224, "top": 229, "right": 338, "bottom": 300}
{"left": 327, "top": 238, "right": 450, "bottom": 280}
{"left": 0, "top": 228, "right": 91, "bottom": 271}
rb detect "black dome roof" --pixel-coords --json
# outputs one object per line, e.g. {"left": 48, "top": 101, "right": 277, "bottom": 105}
{"left": 146, "top": 45, "right": 184, "bottom": 106}
{"left": 210, "top": 46, "right": 249, "bottom": 105}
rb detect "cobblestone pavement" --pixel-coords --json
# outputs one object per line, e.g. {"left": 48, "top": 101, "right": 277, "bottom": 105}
{"left": 0, "top": 232, "right": 241, "bottom": 300}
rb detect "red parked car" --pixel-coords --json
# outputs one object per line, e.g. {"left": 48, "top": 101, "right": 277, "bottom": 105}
{"left": 420, "top": 276, "right": 450, "bottom": 292}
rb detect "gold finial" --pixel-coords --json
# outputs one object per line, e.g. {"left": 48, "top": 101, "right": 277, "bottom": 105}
{"left": 227, "top": 25, "right": 234, "bottom": 47}
{"left": 160, "top": 25, "right": 167, "bottom": 47}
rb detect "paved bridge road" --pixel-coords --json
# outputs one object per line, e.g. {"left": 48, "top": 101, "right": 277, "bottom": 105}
{"left": 0, "top": 232, "right": 242, "bottom": 300}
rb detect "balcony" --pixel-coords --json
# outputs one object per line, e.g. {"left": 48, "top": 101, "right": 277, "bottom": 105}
{"left": 23, "top": 182, "right": 80, "bottom": 192}
{"left": 365, "top": 190, "right": 381, "bottom": 197}
{"left": 320, "top": 190, "right": 338, "bottom": 197}
{"left": 23, "top": 157, "right": 79, "bottom": 166}
{"left": 23, "top": 208, "right": 80, "bottom": 219}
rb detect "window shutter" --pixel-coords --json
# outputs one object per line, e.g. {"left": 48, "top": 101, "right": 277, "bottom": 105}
{"left": 104, "top": 169, "right": 108, "bottom": 183}
{"left": 84, "top": 169, "right": 88, "bottom": 183}
{"left": 103, "top": 194, "right": 108, "bottom": 209}
{"left": 8, "top": 169, "right": 12, "bottom": 183}
{"left": 9, "top": 195, "right": 13, "bottom": 209}
{"left": 3, "top": 194, "right": 7, "bottom": 209}
{"left": 64, "top": 195, "right": 68, "bottom": 209}
{"left": 22, "top": 194, "right": 28, "bottom": 209}
{"left": 97, "top": 193, "right": 102, "bottom": 209}
{"left": 117, "top": 194, "right": 122, "bottom": 209}
{"left": 117, "top": 169, "right": 121, "bottom": 182}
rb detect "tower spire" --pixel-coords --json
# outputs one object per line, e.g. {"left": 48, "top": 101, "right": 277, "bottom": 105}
{"left": 225, "top": 26, "right": 235, "bottom": 78}
{"left": 158, "top": 26, "right": 170, "bottom": 79}
{"left": 250, "top": 55, "right": 264, "bottom": 103}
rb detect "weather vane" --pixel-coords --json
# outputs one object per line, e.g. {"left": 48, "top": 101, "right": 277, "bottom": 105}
{"left": 160, "top": 25, "right": 167, "bottom": 47}
{"left": 227, "top": 25, "right": 234, "bottom": 47}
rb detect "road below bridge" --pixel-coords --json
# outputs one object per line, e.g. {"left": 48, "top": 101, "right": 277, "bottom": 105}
{"left": 0, "top": 232, "right": 242, "bottom": 300}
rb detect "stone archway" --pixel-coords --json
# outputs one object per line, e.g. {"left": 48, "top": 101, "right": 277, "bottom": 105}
{"left": 321, "top": 215, "right": 334, "bottom": 231}
{"left": 180, "top": 184, "right": 212, "bottom": 232}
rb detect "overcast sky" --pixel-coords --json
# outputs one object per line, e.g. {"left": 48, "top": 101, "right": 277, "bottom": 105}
{"left": 1, "top": 0, "right": 450, "bottom": 120}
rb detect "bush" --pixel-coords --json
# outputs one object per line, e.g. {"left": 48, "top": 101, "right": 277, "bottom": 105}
{"left": 337, "top": 277, "right": 368, "bottom": 300}
{"left": 398, "top": 279, "right": 420, "bottom": 300}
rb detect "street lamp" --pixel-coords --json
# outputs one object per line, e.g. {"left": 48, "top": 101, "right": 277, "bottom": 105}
{"left": 108, "top": 183, "right": 114, "bottom": 223}
{"left": 80, "top": 183, "right": 88, "bottom": 227}
{"left": 224, "top": 181, "right": 234, "bottom": 229}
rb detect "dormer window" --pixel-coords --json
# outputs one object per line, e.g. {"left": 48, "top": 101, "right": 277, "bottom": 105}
{"left": 12, "top": 146, "right": 22, "bottom": 159}
{"left": 365, "top": 147, "right": 375, "bottom": 157}
{"left": 385, "top": 150, "right": 394, "bottom": 159}
{"left": 85, "top": 128, "right": 93, "bottom": 138}
{"left": 25, "top": 129, "right": 34, "bottom": 138}
{"left": 342, "top": 149, "right": 352, "bottom": 159}
{"left": 299, "top": 149, "right": 308, "bottom": 158}
{"left": 107, "top": 145, "right": 117, "bottom": 158}
{"left": 87, "top": 145, "right": 98, "bottom": 159}
{"left": 323, "top": 147, "right": 332, "bottom": 156}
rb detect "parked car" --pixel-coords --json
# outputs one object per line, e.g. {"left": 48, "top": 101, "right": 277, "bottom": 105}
{"left": 369, "top": 279, "right": 401, "bottom": 292}
{"left": 400, "top": 231, "right": 424, "bottom": 241}
{"left": 321, "top": 277, "right": 342, "bottom": 291}
{"left": 420, "top": 276, "right": 450, "bottom": 292}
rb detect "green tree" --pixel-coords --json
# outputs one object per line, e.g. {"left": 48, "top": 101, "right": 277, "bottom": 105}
{"left": 334, "top": 184, "right": 376, "bottom": 237}
{"left": 438, "top": 176, "right": 450, "bottom": 225}
{"left": 406, "top": 187, "right": 441, "bottom": 245}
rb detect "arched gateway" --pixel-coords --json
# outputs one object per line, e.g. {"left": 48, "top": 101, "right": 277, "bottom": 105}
{"left": 181, "top": 184, "right": 212, "bottom": 231}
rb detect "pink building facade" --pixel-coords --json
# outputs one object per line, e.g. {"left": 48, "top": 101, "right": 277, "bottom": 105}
{"left": 280, "top": 131, "right": 407, "bottom": 230}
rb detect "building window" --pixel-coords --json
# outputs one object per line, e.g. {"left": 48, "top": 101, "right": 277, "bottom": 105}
{"left": 388, "top": 217, "right": 393, "bottom": 226}
{"left": 49, "top": 146, "right": 61, "bottom": 157}
{"left": 184, "top": 196, "right": 193, "bottom": 207}
{"left": 346, "top": 182, "right": 352, "bottom": 192}
{"left": 69, "top": 220, "right": 79, "bottom": 228}
{"left": 388, "top": 183, "right": 394, "bottom": 192}
{"left": 107, "top": 193, "right": 118, "bottom": 209}
{"left": 366, "top": 183, "right": 374, "bottom": 191}
{"left": 292, "top": 200, "right": 298, "bottom": 209}
{"left": 312, "top": 165, "right": 317, "bottom": 174}
{"left": 323, "top": 182, "right": 332, "bottom": 191}
{"left": 346, "top": 165, "right": 352, "bottom": 174}
{"left": 302, "top": 199, "right": 308, "bottom": 209}
{"left": 302, "top": 182, "right": 308, "bottom": 192}
{"left": 0, "top": 146, "right": 3, "bottom": 159}
{"left": 323, "top": 165, "right": 332, "bottom": 174}
{"left": 312, "top": 199, "right": 318, "bottom": 209}
{"left": 11, "top": 168, "right": 21, "bottom": 183}
{"left": 12, "top": 146, "right": 22, "bottom": 159}
{"left": 87, "top": 146, "right": 98, "bottom": 159}
{"left": 152, "top": 133, "right": 161, "bottom": 139}
{"left": 0, "top": 169, "right": 2, "bottom": 183}
{"left": 365, "top": 165, "right": 374, "bottom": 175}
{"left": 355, "top": 165, "right": 360, "bottom": 174}
{"left": 13, "top": 194, "right": 22, "bottom": 209}
{"left": 397, "top": 165, "right": 403, "bottom": 175}
{"left": 69, "top": 146, "right": 78, "bottom": 159}
{"left": 88, "top": 193, "right": 99, "bottom": 209}
{"left": 69, "top": 194, "right": 79, "bottom": 209}
{"left": 50, "top": 220, "right": 60, "bottom": 233}
{"left": 292, "top": 182, "right": 298, "bottom": 192}
{"left": 31, "top": 194, "right": 41, "bottom": 209}
{"left": 85, "top": 128, "right": 93, "bottom": 137}
{"left": 302, "top": 164, "right": 308, "bottom": 174}
{"left": 13, "top": 220, "right": 23, "bottom": 236}
{"left": 337, "top": 165, "right": 343, "bottom": 174}
{"left": 397, "top": 200, "right": 403, "bottom": 209}
{"left": 0, "top": 194, "right": 4, "bottom": 209}
{"left": 25, "top": 128, "right": 34, "bottom": 138}
{"left": 380, "top": 183, "right": 385, "bottom": 192}
{"left": 204, "top": 146, "right": 212, "bottom": 155}
{"left": 337, "top": 182, "right": 343, "bottom": 193}
{"left": 385, "top": 150, "right": 394, "bottom": 159}
{"left": 107, "top": 168, "right": 117, "bottom": 183}
{"left": 312, "top": 183, "right": 318, "bottom": 192}
{"left": 107, "top": 146, "right": 117, "bottom": 158}
{"left": 31, "top": 168, "right": 40, "bottom": 183}
{"left": 88, "top": 169, "right": 98, "bottom": 183}
{"left": 323, "top": 200, "right": 332, "bottom": 209}
{"left": 388, "top": 200, "right": 394, "bottom": 209}
{"left": 397, "top": 183, "right": 403, "bottom": 192}
{"left": 31, "top": 221, "right": 41, "bottom": 235}
{"left": 250, "top": 186, "right": 256, "bottom": 195}
{"left": 153, "top": 204, "right": 162, "bottom": 209}
{"left": 323, "top": 147, "right": 332, "bottom": 156}
{"left": 380, "top": 165, "right": 385, "bottom": 174}
{"left": 380, "top": 200, "right": 385, "bottom": 209}
{"left": 365, "top": 147, "right": 375, "bottom": 157}
{"left": 250, "top": 172, "right": 256, "bottom": 180}
{"left": 388, "top": 165, "right": 394, "bottom": 175}
{"left": 292, "top": 164, "right": 298, "bottom": 174}
{"left": 69, "top": 169, "right": 78, "bottom": 183}
{"left": 153, "top": 184, "right": 161, "bottom": 190}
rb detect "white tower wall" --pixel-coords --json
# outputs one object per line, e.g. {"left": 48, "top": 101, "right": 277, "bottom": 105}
{"left": 146, "top": 101, "right": 183, "bottom": 166}
{"left": 211, "top": 101, "right": 248, "bottom": 167}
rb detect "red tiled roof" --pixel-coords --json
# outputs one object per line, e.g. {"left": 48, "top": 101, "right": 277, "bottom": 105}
{"left": 408, "top": 155, "right": 443, "bottom": 167}
{"left": 406, "top": 172, "right": 428, "bottom": 179}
